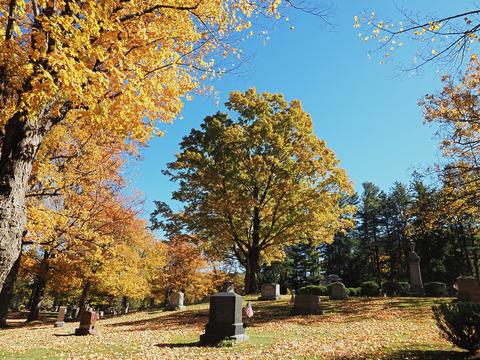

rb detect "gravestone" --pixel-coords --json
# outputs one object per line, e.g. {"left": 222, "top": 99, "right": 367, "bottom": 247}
{"left": 329, "top": 282, "right": 348, "bottom": 300}
{"left": 408, "top": 240, "right": 424, "bottom": 296}
{"left": 73, "top": 306, "right": 80, "bottom": 319}
{"left": 75, "top": 310, "right": 97, "bottom": 336}
{"left": 259, "top": 283, "right": 280, "bottom": 300}
{"left": 290, "top": 290, "right": 296, "bottom": 304}
{"left": 456, "top": 276, "right": 480, "bottom": 303}
{"left": 99, "top": 311, "right": 104, "bottom": 318}
{"left": 200, "top": 283, "right": 248, "bottom": 343}
{"left": 291, "top": 294, "right": 323, "bottom": 315}
{"left": 167, "top": 291, "right": 185, "bottom": 310}
{"left": 54, "top": 306, "right": 67, "bottom": 327}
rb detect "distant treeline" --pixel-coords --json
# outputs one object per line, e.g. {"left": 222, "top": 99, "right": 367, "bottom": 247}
{"left": 260, "top": 175, "right": 477, "bottom": 291}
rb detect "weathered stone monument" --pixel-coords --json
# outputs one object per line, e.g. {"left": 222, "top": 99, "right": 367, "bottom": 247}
{"left": 291, "top": 294, "right": 323, "bottom": 315}
{"left": 408, "top": 240, "right": 424, "bottom": 296}
{"left": 54, "top": 306, "right": 67, "bottom": 327}
{"left": 456, "top": 276, "right": 480, "bottom": 303}
{"left": 75, "top": 310, "right": 97, "bottom": 336}
{"left": 259, "top": 283, "right": 280, "bottom": 300}
{"left": 329, "top": 282, "right": 348, "bottom": 300}
{"left": 167, "top": 291, "right": 185, "bottom": 310}
{"left": 200, "top": 282, "right": 248, "bottom": 343}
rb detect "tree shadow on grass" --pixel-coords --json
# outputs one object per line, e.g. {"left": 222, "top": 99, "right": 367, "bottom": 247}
{"left": 106, "top": 309, "right": 209, "bottom": 332}
{"left": 105, "top": 297, "right": 449, "bottom": 331}
{"left": 246, "top": 297, "right": 454, "bottom": 327}
{"left": 3, "top": 311, "right": 57, "bottom": 329}
{"left": 378, "top": 349, "right": 468, "bottom": 360}
{"left": 245, "top": 298, "right": 385, "bottom": 327}
{"left": 155, "top": 342, "right": 201, "bottom": 348}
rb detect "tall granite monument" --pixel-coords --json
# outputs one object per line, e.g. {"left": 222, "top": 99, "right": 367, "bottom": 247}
{"left": 408, "top": 240, "right": 424, "bottom": 296}
{"left": 200, "top": 282, "right": 248, "bottom": 343}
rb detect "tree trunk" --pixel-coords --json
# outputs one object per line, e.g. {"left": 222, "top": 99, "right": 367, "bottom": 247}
{"left": 244, "top": 249, "right": 260, "bottom": 294}
{"left": 27, "top": 252, "right": 50, "bottom": 322}
{"left": 122, "top": 296, "right": 129, "bottom": 314}
{"left": 0, "top": 113, "right": 55, "bottom": 289}
{"left": 459, "top": 224, "right": 473, "bottom": 275}
{"left": 78, "top": 280, "right": 91, "bottom": 318}
{"left": 0, "top": 100, "right": 71, "bottom": 290}
{"left": 0, "top": 249, "right": 21, "bottom": 327}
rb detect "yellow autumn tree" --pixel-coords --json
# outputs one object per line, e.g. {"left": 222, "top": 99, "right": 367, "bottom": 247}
{"left": 152, "top": 89, "right": 355, "bottom": 293}
{"left": 0, "top": 0, "right": 287, "bottom": 288}
{"left": 151, "top": 236, "right": 228, "bottom": 304}
{"left": 420, "top": 61, "right": 480, "bottom": 280}
{"left": 94, "top": 217, "right": 167, "bottom": 304}
{"left": 18, "top": 116, "right": 136, "bottom": 320}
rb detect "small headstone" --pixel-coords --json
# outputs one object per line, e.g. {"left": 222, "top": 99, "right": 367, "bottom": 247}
{"left": 200, "top": 285, "right": 248, "bottom": 343}
{"left": 456, "top": 276, "right": 480, "bottom": 303}
{"left": 259, "top": 283, "right": 280, "bottom": 300}
{"left": 75, "top": 310, "right": 97, "bottom": 336}
{"left": 290, "top": 290, "right": 296, "bottom": 304}
{"left": 54, "top": 306, "right": 67, "bottom": 327}
{"left": 167, "top": 291, "right": 185, "bottom": 310}
{"left": 99, "top": 311, "right": 104, "bottom": 318}
{"left": 291, "top": 294, "right": 323, "bottom": 315}
{"left": 329, "top": 282, "right": 348, "bottom": 300}
{"left": 73, "top": 306, "right": 80, "bottom": 319}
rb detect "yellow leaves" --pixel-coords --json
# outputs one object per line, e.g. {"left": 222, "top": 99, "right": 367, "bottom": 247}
{"left": 2, "top": 0, "right": 287, "bottom": 156}
{"left": 353, "top": 15, "right": 360, "bottom": 29}
{"left": 164, "top": 89, "right": 354, "bottom": 269}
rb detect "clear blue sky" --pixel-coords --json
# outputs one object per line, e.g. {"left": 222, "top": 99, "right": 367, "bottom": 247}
{"left": 125, "top": 0, "right": 470, "bottom": 218}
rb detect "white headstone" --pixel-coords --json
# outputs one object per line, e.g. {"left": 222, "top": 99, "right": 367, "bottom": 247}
{"left": 259, "top": 283, "right": 280, "bottom": 300}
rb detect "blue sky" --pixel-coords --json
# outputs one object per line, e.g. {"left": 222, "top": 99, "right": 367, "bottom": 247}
{"left": 126, "top": 0, "right": 471, "bottom": 218}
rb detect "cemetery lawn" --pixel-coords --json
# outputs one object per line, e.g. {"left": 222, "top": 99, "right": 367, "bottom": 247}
{"left": 0, "top": 296, "right": 468, "bottom": 359}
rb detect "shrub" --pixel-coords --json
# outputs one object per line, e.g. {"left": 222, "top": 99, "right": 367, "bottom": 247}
{"left": 433, "top": 301, "right": 480, "bottom": 354}
{"left": 382, "top": 281, "right": 397, "bottom": 296}
{"left": 347, "top": 287, "right": 361, "bottom": 297}
{"left": 361, "top": 281, "right": 380, "bottom": 297}
{"left": 424, "top": 282, "right": 447, "bottom": 297}
{"left": 298, "top": 285, "right": 328, "bottom": 296}
{"left": 396, "top": 282, "right": 411, "bottom": 296}
{"left": 383, "top": 281, "right": 411, "bottom": 296}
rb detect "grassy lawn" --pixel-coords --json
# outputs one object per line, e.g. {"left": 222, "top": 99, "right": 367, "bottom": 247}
{"left": 0, "top": 296, "right": 469, "bottom": 359}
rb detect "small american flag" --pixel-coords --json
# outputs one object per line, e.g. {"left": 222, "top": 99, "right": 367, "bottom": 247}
{"left": 243, "top": 302, "right": 254, "bottom": 318}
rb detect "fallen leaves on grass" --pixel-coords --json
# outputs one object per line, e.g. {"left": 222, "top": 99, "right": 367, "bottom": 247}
{"left": 0, "top": 298, "right": 465, "bottom": 359}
